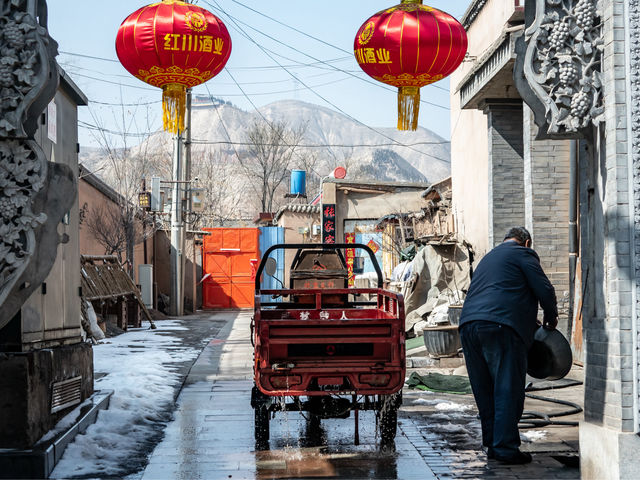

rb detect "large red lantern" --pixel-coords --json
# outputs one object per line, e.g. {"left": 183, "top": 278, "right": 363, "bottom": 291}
{"left": 116, "top": 0, "right": 232, "bottom": 133}
{"left": 354, "top": 0, "right": 467, "bottom": 130}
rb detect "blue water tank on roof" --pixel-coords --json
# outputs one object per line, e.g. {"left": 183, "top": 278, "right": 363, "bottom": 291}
{"left": 290, "top": 169, "right": 306, "bottom": 196}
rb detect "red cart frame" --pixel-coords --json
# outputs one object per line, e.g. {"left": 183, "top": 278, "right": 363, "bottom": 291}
{"left": 251, "top": 244, "right": 406, "bottom": 452}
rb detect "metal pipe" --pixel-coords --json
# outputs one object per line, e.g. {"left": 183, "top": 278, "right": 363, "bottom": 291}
{"left": 568, "top": 140, "right": 579, "bottom": 338}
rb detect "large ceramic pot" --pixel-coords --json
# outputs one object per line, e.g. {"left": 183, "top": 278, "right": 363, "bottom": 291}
{"left": 423, "top": 325, "right": 461, "bottom": 357}
{"left": 527, "top": 327, "right": 572, "bottom": 380}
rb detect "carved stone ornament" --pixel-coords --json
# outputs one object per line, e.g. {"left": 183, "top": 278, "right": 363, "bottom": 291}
{"left": 514, "top": 0, "right": 604, "bottom": 139}
{"left": 0, "top": 0, "right": 74, "bottom": 327}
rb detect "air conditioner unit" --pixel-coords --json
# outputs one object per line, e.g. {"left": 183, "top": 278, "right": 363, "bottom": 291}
{"left": 312, "top": 224, "right": 321, "bottom": 236}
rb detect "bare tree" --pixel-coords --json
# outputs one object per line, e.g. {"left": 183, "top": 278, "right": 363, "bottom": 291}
{"left": 191, "top": 148, "right": 246, "bottom": 226}
{"left": 84, "top": 203, "right": 149, "bottom": 263}
{"left": 239, "top": 118, "right": 307, "bottom": 213}
{"left": 85, "top": 103, "right": 159, "bottom": 277}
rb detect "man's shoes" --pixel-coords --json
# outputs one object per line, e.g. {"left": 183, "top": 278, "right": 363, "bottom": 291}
{"left": 493, "top": 449, "right": 532, "bottom": 465}
{"left": 486, "top": 447, "right": 495, "bottom": 459}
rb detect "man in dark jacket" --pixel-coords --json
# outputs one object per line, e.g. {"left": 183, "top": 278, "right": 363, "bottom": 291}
{"left": 459, "top": 226, "right": 557, "bottom": 465}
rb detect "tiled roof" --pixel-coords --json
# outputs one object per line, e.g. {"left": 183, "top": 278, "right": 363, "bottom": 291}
{"left": 273, "top": 204, "right": 321, "bottom": 222}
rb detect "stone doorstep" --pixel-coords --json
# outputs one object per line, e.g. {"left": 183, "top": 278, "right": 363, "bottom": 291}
{"left": 0, "top": 390, "right": 113, "bottom": 480}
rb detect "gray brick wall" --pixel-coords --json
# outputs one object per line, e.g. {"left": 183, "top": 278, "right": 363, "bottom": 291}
{"left": 523, "top": 107, "right": 571, "bottom": 329}
{"left": 627, "top": 0, "right": 640, "bottom": 433}
{"left": 486, "top": 104, "right": 525, "bottom": 247}
{"left": 581, "top": 0, "right": 637, "bottom": 433}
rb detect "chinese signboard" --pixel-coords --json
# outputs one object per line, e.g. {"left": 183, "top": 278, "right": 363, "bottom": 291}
{"left": 345, "top": 232, "right": 356, "bottom": 286}
{"left": 322, "top": 204, "right": 336, "bottom": 244}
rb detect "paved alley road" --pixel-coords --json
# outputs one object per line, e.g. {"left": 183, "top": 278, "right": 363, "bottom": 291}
{"left": 141, "top": 311, "right": 435, "bottom": 480}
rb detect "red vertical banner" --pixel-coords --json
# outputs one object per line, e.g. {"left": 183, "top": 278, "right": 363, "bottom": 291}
{"left": 322, "top": 204, "right": 336, "bottom": 244}
{"left": 345, "top": 232, "right": 356, "bottom": 287}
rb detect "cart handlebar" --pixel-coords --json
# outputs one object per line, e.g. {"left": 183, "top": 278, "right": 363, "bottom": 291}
{"left": 256, "top": 243, "right": 383, "bottom": 291}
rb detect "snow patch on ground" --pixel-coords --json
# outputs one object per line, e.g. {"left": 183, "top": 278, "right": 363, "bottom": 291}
{"left": 412, "top": 398, "right": 441, "bottom": 406}
{"left": 434, "top": 401, "right": 473, "bottom": 413}
{"left": 521, "top": 430, "right": 547, "bottom": 442}
{"left": 51, "top": 321, "right": 199, "bottom": 479}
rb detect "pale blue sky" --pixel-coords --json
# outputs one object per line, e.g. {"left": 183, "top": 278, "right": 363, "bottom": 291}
{"left": 47, "top": 1, "right": 471, "bottom": 147}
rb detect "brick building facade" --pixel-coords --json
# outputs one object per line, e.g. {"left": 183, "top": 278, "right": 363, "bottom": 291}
{"left": 451, "top": 0, "right": 640, "bottom": 477}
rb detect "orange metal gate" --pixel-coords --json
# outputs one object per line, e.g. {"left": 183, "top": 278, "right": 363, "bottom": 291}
{"left": 202, "top": 228, "right": 259, "bottom": 309}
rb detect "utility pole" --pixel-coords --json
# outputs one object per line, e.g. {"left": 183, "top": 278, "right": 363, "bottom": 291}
{"left": 182, "top": 89, "right": 192, "bottom": 312}
{"left": 170, "top": 128, "right": 184, "bottom": 317}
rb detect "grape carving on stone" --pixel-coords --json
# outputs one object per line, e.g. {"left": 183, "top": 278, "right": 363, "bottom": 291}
{"left": 523, "top": 0, "right": 603, "bottom": 135}
{"left": 0, "top": 3, "right": 44, "bottom": 137}
{"left": 0, "top": 0, "right": 65, "bottom": 325}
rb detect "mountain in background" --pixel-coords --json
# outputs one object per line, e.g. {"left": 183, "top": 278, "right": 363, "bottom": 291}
{"left": 80, "top": 98, "right": 451, "bottom": 218}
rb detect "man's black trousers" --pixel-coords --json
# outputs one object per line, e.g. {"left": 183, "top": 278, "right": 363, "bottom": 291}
{"left": 459, "top": 321, "right": 527, "bottom": 456}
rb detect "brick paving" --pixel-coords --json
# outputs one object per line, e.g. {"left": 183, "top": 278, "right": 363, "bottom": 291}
{"left": 138, "top": 312, "right": 582, "bottom": 479}
{"left": 400, "top": 366, "right": 583, "bottom": 479}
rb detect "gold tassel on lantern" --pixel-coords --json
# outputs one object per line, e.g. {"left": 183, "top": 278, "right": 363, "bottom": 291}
{"left": 162, "top": 83, "right": 186, "bottom": 134}
{"left": 398, "top": 86, "right": 420, "bottom": 131}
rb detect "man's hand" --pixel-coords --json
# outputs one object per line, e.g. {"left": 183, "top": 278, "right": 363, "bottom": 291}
{"left": 543, "top": 317, "right": 558, "bottom": 330}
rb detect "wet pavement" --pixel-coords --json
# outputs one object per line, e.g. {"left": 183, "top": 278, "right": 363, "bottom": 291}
{"left": 137, "top": 311, "right": 582, "bottom": 479}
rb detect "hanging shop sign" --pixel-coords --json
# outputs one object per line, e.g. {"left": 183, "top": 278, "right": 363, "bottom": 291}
{"left": 116, "top": 0, "right": 232, "bottom": 133}
{"left": 322, "top": 204, "right": 336, "bottom": 244}
{"left": 354, "top": 0, "right": 467, "bottom": 130}
{"left": 345, "top": 232, "right": 356, "bottom": 287}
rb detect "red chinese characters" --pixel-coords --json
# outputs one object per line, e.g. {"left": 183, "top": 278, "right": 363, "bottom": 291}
{"left": 354, "top": 0, "right": 467, "bottom": 130}
{"left": 345, "top": 232, "right": 356, "bottom": 286}
{"left": 116, "top": 0, "right": 232, "bottom": 133}
{"left": 322, "top": 204, "right": 337, "bottom": 244}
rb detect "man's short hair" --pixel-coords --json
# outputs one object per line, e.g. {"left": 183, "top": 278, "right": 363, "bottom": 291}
{"left": 504, "top": 226, "right": 532, "bottom": 246}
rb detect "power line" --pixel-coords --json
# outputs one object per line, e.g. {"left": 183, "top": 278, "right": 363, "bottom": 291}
{"left": 204, "top": 0, "right": 450, "bottom": 163}
{"left": 77, "top": 120, "right": 451, "bottom": 148}
{"left": 78, "top": 120, "right": 153, "bottom": 138}
{"left": 60, "top": 50, "right": 120, "bottom": 63}
{"left": 228, "top": 0, "right": 450, "bottom": 94}
{"left": 204, "top": 1, "right": 450, "bottom": 109}
{"left": 71, "top": 68, "right": 351, "bottom": 97}
{"left": 59, "top": 49, "right": 352, "bottom": 71}
{"left": 191, "top": 140, "right": 451, "bottom": 147}
{"left": 60, "top": 60, "right": 349, "bottom": 87}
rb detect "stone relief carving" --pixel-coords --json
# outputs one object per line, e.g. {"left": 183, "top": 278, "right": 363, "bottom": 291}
{"left": 515, "top": 0, "right": 604, "bottom": 138}
{"left": 0, "top": 141, "right": 46, "bottom": 301}
{"left": 0, "top": 0, "right": 73, "bottom": 327}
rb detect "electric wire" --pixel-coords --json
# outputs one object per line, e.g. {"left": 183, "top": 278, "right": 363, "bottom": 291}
{"left": 79, "top": 119, "right": 451, "bottom": 147}
{"left": 60, "top": 60, "right": 350, "bottom": 86}
{"left": 59, "top": 50, "right": 354, "bottom": 71}
{"left": 204, "top": 1, "right": 449, "bottom": 111}
{"left": 228, "top": 0, "right": 449, "bottom": 93}
{"left": 189, "top": 140, "right": 451, "bottom": 147}
{"left": 64, "top": 65, "right": 354, "bottom": 97}
{"left": 204, "top": 0, "right": 450, "bottom": 163}
{"left": 203, "top": 82, "right": 261, "bottom": 198}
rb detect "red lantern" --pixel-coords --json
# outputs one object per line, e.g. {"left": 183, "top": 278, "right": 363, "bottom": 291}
{"left": 354, "top": 0, "right": 467, "bottom": 130}
{"left": 116, "top": 0, "right": 232, "bottom": 133}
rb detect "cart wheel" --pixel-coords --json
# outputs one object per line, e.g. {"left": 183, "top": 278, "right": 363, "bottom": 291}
{"left": 379, "top": 394, "right": 399, "bottom": 453}
{"left": 308, "top": 413, "right": 321, "bottom": 431}
{"left": 255, "top": 406, "right": 270, "bottom": 450}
